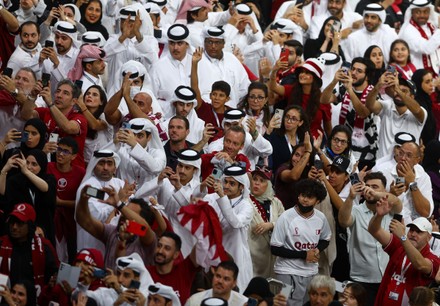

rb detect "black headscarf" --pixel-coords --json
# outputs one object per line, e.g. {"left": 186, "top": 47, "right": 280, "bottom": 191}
{"left": 412, "top": 69, "right": 436, "bottom": 145}
{"left": 20, "top": 118, "right": 47, "bottom": 154}
{"left": 26, "top": 149, "right": 48, "bottom": 177}
{"left": 364, "top": 45, "right": 385, "bottom": 85}
{"left": 79, "top": 0, "right": 109, "bottom": 40}
{"left": 422, "top": 140, "right": 440, "bottom": 172}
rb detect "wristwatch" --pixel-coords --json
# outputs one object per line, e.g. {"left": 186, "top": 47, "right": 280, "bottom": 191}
{"left": 400, "top": 235, "right": 407, "bottom": 242}
{"left": 116, "top": 201, "right": 126, "bottom": 211}
{"left": 10, "top": 88, "right": 18, "bottom": 98}
{"left": 409, "top": 181, "right": 418, "bottom": 192}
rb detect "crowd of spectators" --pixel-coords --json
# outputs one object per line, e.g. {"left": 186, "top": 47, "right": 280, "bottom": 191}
{"left": 3, "top": 0, "right": 440, "bottom": 304}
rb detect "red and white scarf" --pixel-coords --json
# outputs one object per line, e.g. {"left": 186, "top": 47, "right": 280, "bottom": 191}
{"left": 410, "top": 18, "right": 437, "bottom": 75}
{"left": 339, "top": 85, "right": 374, "bottom": 129}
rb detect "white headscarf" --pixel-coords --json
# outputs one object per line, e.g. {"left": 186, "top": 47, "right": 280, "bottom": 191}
{"left": 82, "top": 150, "right": 121, "bottom": 185}
{"left": 118, "top": 3, "right": 154, "bottom": 36}
{"left": 222, "top": 166, "right": 250, "bottom": 198}
{"left": 116, "top": 252, "right": 154, "bottom": 293}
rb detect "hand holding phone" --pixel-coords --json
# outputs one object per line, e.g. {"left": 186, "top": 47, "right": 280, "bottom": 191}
{"left": 85, "top": 186, "right": 106, "bottom": 200}
{"left": 126, "top": 220, "right": 148, "bottom": 237}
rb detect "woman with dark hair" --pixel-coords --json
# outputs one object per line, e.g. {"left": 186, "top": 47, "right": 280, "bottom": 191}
{"left": 274, "top": 133, "right": 315, "bottom": 209}
{"left": 265, "top": 104, "right": 309, "bottom": 174}
{"left": 0, "top": 118, "right": 48, "bottom": 172}
{"left": 0, "top": 280, "right": 37, "bottom": 306}
{"left": 389, "top": 39, "right": 416, "bottom": 80}
{"left": 79, "top": 0, "right": 109, "bottom": 39}
{"left": 364, "top": 45, "right": 385, "bottom": 85}
{"left": 238, "top": 82, "right": 271, "bottom": 134}
{"left": 76, "top": 85, "right": 112, "bottom": 163}
{"left": 268, "top": 58, "right": 332, "bottom": 139}
{"left": 412, "top": 69, "right": 437, "bottom": 144}
{"left": 315, "top": 125, "right": 356, "bottom": 171}
{"left": 339, "top": 282, "right": 367, "bottom": 306}
{"left": 0, "top": 149, "right": 56, "bottom": 244}
{"left": 304, "top": 16, "right": 345, "bottom": 60}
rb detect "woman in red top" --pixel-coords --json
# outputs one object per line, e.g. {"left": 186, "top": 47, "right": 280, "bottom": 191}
{"left": 268, "top": 58, "right": 332, "bottom": 139}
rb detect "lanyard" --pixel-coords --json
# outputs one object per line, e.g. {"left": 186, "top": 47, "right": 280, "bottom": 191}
{"left": 230, "top": 196, "right": 244, "bottom": 208}
{"left": 397, "top": 255, "right": 412, "bottom": 286}
{"left": 212, "top": 107, "right": 220, "bottom": 127}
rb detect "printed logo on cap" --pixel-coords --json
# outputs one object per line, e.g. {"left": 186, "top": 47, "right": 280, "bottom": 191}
{"left": 17, "top": 204, "right": 26, "bottom": 212}
{"left": 335, "top": 157, "right": 343, "bottom": 165}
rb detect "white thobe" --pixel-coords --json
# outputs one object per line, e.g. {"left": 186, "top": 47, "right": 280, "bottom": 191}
{"left": 7, "top": 44, "right": 42, "bottom": 78}
{"left": 309, "top": 11, "right": 362, "bottom": 40}
{"left": 197, "top": 52, "right": 250, "bottom": 108}
{"left": 203, "top": 192, "right": 253, "bottom": 292}
{"left": 399, "top": 21, "right": 440, "bottom": 70}
{"left": 75, "top": 176, "right": 125, "bottom": 254}
{"left": 342, "top": 25, "right": 398, "bottom": 63}
{"left": 150, "top": 53, "right": 192, "bottom": 120}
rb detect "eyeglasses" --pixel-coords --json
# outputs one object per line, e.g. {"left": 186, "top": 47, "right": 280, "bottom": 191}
{"left": 285, "top": 116, "right": 300, "bottom": 122}
{"left": 56, "top": 147, "right": 72, "bottom": 155}
{"left": 332, "top": 137, "right": 348, "bottom": 145}
{"left": 205, "top": 40, "right": 224, "bottom": 46}
{"left": 249, "top": 95, "right": 266, "bottom": 101}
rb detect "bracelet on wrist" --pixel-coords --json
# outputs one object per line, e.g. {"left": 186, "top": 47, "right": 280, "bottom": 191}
{"left": 81, "top": 108, "right": 87, "bottom": 113}
{"left": 117, "top": 201, "right": 126, "bottom": 211}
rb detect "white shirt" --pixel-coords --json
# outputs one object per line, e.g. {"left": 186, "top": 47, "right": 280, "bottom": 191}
{"left": 7, "top": 44, "right": 42, "bottom": 78}
{"left": 197, "top": 52, "right": 250, "bottom": 108}
{"left": 75, "top": 176, "right": 125, "bottom": 254}
{"left": 203, "top": 192, "right": 254, "bottom": 292}
{"left": 381, "top": 160, "right": 434, "bottom": 222}
{"left": 309, "top": 11, "right": 362, "bottom": 40}
{"left": 348, "top": 201, "right": 391, "bottom": 283}
{"left": 271, "top": 207, "right": 331, "bottom": 276}
{"left": 342, "top": 25, "right": 398, "bottom": 63}
{"left": 399, "top": 21, "right": 440, "bottom": 70}
{"left": 104, "top": 34, "right": 159, "bottom": 92}
{"left": 80, "top": 71, "right": 105, "bottom": 93}
{"left": 150, "top": 53, "right": 192, "bottom": 120}
{"left": 376, "top": 97, "right": 426, "bottom": 159}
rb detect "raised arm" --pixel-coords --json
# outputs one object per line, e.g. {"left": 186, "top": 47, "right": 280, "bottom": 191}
{"left": 191, "top": 47, "right": 203, "bottom": 110}
{"left": 75, "top": 185, "right": 105, "bottom": 242}
{"left": 338, "top": 182, "right": 364, "bottom": 228}
{"left": 268, "top": 60, "right": 288, "bottom": 97}
{"left": 368, "top": 197, "right": 393, "bottom": 247}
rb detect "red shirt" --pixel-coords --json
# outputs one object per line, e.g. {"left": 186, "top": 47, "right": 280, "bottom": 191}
{"left": 36, "top": 107, "right": 87, "bottom": 168}
{"left": 375, "top": 234, "right": 440, "bottom": 306}
{"left": 196, "top": 101, "right": 224, "bottom": 143}
{"left": 0, "top": 18, "right": 16, "bottom": 71}
{"left": 147, "top": 257, "right": 199, "bottom": 305}
{"left": 283, "top": 85, "right": 331, "bottom": 139}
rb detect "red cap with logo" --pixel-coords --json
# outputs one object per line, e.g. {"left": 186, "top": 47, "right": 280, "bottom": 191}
{"left": 75, "top": 248, "right": 104, "bottom": 268}
{"left": 9, "top": 203, "right": 36, "bottom": 223}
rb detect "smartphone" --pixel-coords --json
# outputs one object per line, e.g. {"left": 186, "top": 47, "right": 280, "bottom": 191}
{"left": 387, "top": 65, "right": 396, "bottom": 74}
{"left": 45, "top": 40, "right": 54, "bottom": 48}
{"left": 342, "top": 61, "right": 351, "bottom": 74}
{"left": 3, "top": 67, "right": 13, "bottom": 78}
{"left": 212, "top": 168, "right": 223, "bottom": 180}
{"left": 349, "top": 173, "right": 360, "bottom": 185}
{"left": 296, "top": 0, "right": 305, "bottom": 7}
{"left": 129, "top": 280, "right": 141, "bottom": 290}
{"left": 274, "top": 109, "right": 284, "bottom": 128}
{"left": 248, "top": 298, "right": 258, "bottom": 306}
{"left": 267, "top": 278, "right": 286, "bottom": 295}
{"left": 12, "top": 148, "right": 21, "bottom": 156}
{"left": 332, "top": 20, "right": 341, "bottom": 33}
{"left": 121, "top": 122, "right": 130, "bottom": 130}
{"left": 393, "top": 213, "right": 403, "bottom": 222}
{"left": 280, "top": 48, "right": 289, "bottom": 62}
{"left": 395, "top": 177, "right": 405, "bottom": 185}
{"left": 92, "top": 268, "right": 107, "bottom": 279}
{"left": 74, "top": 80, "right": 83, "bottom": 89}
{"left": 280, "top": 283, "right": 293, "bottom": 298}
{"left": 86, "top": 186, "right": 106, "bottom": 200}
{"left": 314, "top": 159, "right": 324, "bottom": 170}
{"left": 126, "top": 220, "right": 148, "bottom": 237}
{"left": 42, "top": 73, "right": 51, "bottom": 88}
{"left": 49, "top": 133, "right": 59, "bottom": 143}
{"left": 19, "top": 131, "right": 29, "bottom": 142}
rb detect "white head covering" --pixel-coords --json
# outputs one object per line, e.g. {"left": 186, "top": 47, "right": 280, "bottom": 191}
{"left": 318, "top": 52, "right": 342, "bottom": 90}
{"left": 363, "top": 3, "right": 386, "bottom": 23}
{"left": 202, "top": 26, "right": 225, "bottom": 40}
{"left": 64, "top": 3, "right": 81, "bottom": 23}
{"left": 402, "top": 0, "right": 437, "bottom": 26}
{"left": 148, "top": 283, "right": 181, "bottom": 306}
{"left": 118, "top": 3, "right": 154, "bottom": 36}
{"left": 116, "top": 252, "right": 154, "bottom": 293}
{"left": 82, "top": 31, "right": 107, "bottom": 47}
{"left": 177, "top": 148, "right": 201, "bottom": 180}
{"left": 108, "top": 60, "right": 148, "bottom": 98}
{"left": 53, "top": 21, "right": 79, "bottom": 46}
{"left": 222, "top": 165, "right": 250, "bottom": 198}
{"left": 82, "top": 150, "right": 121, "bottom": 184}
{"left": 171, "top": 85, "right": 197, "bottom": 106}
{"left": 167, "top": 24, "right": 190, "bottom": 44}
{"left": 128, "top": 118, "right": 163, "bottom": 151}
